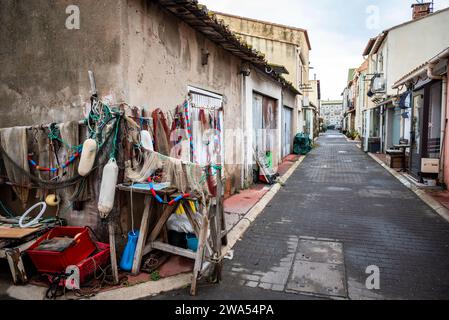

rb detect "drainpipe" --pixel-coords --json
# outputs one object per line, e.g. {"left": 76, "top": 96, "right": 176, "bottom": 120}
{"left": 427, "top": 63, "right": 448, "bottom": 185}
{"left": 241, "top": 73, "right": 246, "bottom": 190}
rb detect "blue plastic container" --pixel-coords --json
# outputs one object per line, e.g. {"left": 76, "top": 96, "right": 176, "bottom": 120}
{"left": 119, "top": 230, "right": 140, "bottom": 272}
{"left": 186, "top": 233, "right": 199, "bottom": 252}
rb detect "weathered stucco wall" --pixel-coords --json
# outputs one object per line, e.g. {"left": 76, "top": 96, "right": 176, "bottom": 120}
{"left": 215, "top": 13, "right": 310, "bottom": 91}
{"left": 0, "top": 0, "right": 126, "bottom": 128}
{"left": 385, "top": 9, "right": 449, "bottom": 95}
{"left": 445, "top": 63, "right": 449, "bottom": 189}
{"left": 123, "top": 0, "right": 245, "bottom": 194}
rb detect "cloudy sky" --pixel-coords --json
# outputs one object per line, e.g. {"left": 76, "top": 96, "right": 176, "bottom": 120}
{"left": 200, "top": 0, "right": 449, "bottom": 100}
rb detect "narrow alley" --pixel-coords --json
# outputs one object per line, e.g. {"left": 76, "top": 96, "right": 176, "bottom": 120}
{"left": 156, "top": 131, "right": 449, "bottom": 300}
{"left": 3, "top": 1, "right": 449, "bottom": 307}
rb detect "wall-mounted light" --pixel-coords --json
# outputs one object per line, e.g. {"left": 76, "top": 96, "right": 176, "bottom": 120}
{"left": 201, "top": 48, "right": 210, "bottom": 66}
{"left": 239, "top": 62, "right": 251, "bottom": 77}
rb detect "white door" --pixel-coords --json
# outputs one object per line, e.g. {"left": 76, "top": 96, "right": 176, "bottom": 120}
{"left": 364, "top": 110, "right": 370, "bottom": 152}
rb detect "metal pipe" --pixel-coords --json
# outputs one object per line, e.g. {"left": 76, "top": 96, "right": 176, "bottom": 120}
{"left": 439, "top": 76, "right": 448, "bottom": 184}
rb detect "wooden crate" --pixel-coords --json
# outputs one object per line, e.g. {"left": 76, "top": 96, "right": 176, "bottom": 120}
{"left": 386, "top": 154, "right": 404, "bottom": 169}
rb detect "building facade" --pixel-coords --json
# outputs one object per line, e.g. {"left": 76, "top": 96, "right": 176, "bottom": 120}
{"left": 0, "top": 0, "right": 299, "bottom": 229}
{"left": 362, "top": 6, "right": 449, "bottom": 154}
{"left": 213, "top": 12, "right": 316, "bottom": 142}
{"left": 321, "top": 100, "right": 344, "bottom": 129}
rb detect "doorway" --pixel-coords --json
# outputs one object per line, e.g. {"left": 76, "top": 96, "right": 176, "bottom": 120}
{"left": 410, "top": 81, "right": 442, "bottom": 178}
{"left": 282, "top": 106, "right": 293, "bottom": 158}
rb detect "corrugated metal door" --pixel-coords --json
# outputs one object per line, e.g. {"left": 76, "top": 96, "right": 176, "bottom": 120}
{"left": 253, "top": 93, "right": 263, "bottom": 154}
{"left": 282, "top": 106, "right": 293, "bottom": 157}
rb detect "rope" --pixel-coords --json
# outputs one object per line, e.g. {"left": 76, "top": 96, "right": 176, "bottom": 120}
{"left": 130, "top": 182, "right": 135, "bottom": 233}
{"left": 184, "top": 100, "right": 196, "bottom": 162}
{"left": 0, "top": 121, "right": 116, "bottom": 190}
{"left": 146, "top": 176, "right": 190, "bottom": 205}
{"left": 0, "top": 200, "right": 15, "bottom": 218}
{"left": 109, "top": 115, "right": 122, "bottom": 160}
{"left": 28, "top": 148, "right": 81, "bottom": 173}
{"left": 47, "top": 123, "right": 82, "bottom": 152}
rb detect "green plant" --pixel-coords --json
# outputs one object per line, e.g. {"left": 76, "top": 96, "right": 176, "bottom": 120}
{"left": 150, "top": 271, "right": 161, "bottom": 281}
{"left": 349, "top": 130, "right": 359, "bottom": 140}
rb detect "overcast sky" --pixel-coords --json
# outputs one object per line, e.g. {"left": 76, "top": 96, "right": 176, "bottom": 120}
{"left": 200, "top": 0, "right": 449, "bottom": 100}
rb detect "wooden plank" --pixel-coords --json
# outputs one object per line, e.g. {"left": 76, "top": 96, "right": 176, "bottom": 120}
{"left": 151, "top": 241, "right": 196, "bottom": 260}
{"left": 183, "top": 202, "right": 201, "bottom": 237}
{"left": 190, "top": 214, "right": 209, "bottom": 296}
{"left": 149, "top": 202, "right": 180, "bottom": 242}
{"left": 0, "top": 238, "right": 37, "bottom": 259}
{"left": 117, "top": 184, "right": 177, "bottom": 196}
{"left": 0, "top": 227, "right": 40, "bottom": 239}
{"left": 131, "top": 195, "right": 152, "bottom": 275}
{"left": 108, "top": 221, "right": 119, "bottom": 285}
{"left": 5, "top": 248, "right": 27, "bottom": 284}
{"left": 217, "top": 172, "right": 227, "bottom": 246}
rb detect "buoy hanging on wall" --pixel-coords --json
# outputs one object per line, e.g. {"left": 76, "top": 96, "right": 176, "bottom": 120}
{"left": 140, "top": 130, "right": 154, "bottom": 151}
{"left": 78, "top": 139, "right": 97, "bottom": 176}
{"left": 98, "top": 158, "right": 119, "bottom": 218}
{"left": 45, "top": 194, "right": 60, "bottom": 207}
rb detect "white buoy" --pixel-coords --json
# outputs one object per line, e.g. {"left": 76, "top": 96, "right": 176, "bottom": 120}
{"left": 98, "top": 158, "right": 119, "bottom": 218}
{"left": 45, "top": 194, "right": 60, "bottom": 207}
{"left": 78, "top": 139, "right": 98, "bottom": 176}
{"left": 140, "top": 130, "right": 154, "bottom": 151}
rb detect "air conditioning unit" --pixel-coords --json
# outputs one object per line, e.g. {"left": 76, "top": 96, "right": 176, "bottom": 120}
{"left": 372, "top": 76, "right": 386, "bottom": 93}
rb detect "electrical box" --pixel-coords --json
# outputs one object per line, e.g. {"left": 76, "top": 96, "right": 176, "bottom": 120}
{"left": 421, "top": 158, "right": 440, "bottom": 174}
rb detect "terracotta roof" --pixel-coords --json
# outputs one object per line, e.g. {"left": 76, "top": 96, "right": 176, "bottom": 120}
{"left": 363, "top": 38, "right": 376, "bottom": 56}
{"left": 155, "top": 0, "right": 301, "bottom": 95}
{"left": 357, "top": 59, "right": 368, "bottom": 72}
{"left": 212, "top": 11, "right": 312, "bottom": 51}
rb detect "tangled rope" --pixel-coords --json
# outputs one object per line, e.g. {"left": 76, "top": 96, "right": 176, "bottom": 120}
{"left": 0, "top": 117, "right": 119, "bottom": 191}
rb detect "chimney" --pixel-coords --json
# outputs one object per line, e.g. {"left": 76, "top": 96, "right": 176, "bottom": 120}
{"left": 411, "top": 2, "right": 432, "bottom": 20}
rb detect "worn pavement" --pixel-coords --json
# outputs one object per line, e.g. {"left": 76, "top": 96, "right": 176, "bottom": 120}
{"left": 152, "top": 131, "right": 449, "bottom": 300}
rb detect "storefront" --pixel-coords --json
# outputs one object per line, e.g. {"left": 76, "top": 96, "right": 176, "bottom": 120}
{"left": 409, "top": 80, "right": 443, "bottom": 179}
{"left": 362, "top": 107, "right": 381, "bottom": 153}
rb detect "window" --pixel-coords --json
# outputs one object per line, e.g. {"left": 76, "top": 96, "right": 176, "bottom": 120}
{"left": 188, "top": 86, "right": 224, "bottom": 165}
{"left": 378, "top": 53, "right": 384, "bottom": 73}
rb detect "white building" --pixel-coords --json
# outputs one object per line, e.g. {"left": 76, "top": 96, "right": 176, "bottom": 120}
{"left": 321, "top": 100, "right": 344, "bottom": 128}
{"left": 363, "top": 5, "right": 449, "bottom": 153}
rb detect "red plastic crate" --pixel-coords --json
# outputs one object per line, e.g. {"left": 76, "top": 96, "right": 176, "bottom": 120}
{"left": 77, "top": 242, "right": 110, "bottom": 284}
{"left": 27, "top": 227, "right": 96, "bottom": 274}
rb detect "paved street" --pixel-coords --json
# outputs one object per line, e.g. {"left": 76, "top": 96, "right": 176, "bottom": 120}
{"left": 154, "top": 131, "right": 449, "bottom": 300}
